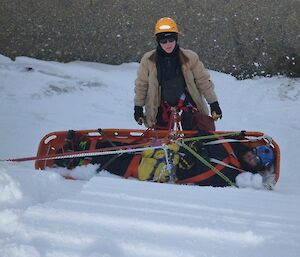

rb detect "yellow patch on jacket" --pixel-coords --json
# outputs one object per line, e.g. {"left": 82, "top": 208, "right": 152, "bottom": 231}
{"left": 138, "top": 144, "right": 180, "bottom": 182}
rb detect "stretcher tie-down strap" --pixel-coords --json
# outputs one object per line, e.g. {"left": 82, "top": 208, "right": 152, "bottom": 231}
{"left": 210, "top": 158, "right": 248, "bottom": 173}
{"left": 124, "top": 154, "right": 142, "bottom": 178}
{"left": 178, "top": 142, "right": 237, "bottom": 187}
{"left": 218, "top": 137, "right": 241, "bottom": 169}
{"left": 203, "top": 136, "right": 267, "bottom": 146}
{"left": 182, "top": 133, "right": 273, "bottom": 145}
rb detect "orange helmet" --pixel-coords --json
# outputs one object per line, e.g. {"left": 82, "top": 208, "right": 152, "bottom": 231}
{"left": 154, "top": 17, "right": 179, "bottom": 35}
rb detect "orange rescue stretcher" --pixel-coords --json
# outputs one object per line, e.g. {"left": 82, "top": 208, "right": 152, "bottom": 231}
{"left": 34, "top": 128, "right": 280, "bottom": 184}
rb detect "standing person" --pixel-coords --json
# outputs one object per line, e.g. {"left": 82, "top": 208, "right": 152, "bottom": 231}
{"left": 134, "top": 17, "right": 222, "bottom": 129}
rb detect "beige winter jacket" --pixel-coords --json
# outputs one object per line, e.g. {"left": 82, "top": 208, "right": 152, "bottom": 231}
{"left": 134, "top": 47, "right": 218, "bottom": 127}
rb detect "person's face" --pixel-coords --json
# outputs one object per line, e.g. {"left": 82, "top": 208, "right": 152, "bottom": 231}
{"left": 242, "top": 151, "right": 260, "bottom": 167}
{"left": 159, "top": 37, "right": 176, "bottom": 53}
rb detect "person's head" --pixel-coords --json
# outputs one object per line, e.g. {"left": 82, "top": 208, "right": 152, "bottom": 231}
{"left": 155, "top": 17, "right": 179, "bottom": 54}
{"left": 235, "top": 145, "right": 274, "bottom": 172}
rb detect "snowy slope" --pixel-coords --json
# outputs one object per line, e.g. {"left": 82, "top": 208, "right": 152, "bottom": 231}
{"left": 0, "top": 55, "right": 300, "bottom": 257}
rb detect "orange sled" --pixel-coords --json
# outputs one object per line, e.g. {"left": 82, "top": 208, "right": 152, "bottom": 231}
{"left": 35, "top": 128, "right": 280, "bottom": 184}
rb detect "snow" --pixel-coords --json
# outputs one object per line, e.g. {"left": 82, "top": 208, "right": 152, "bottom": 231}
{"left": 236, "top": 172, "right": 264, "bottom": 189}
{"left": 0, "top": 54, "right": 300, "bottom": 257}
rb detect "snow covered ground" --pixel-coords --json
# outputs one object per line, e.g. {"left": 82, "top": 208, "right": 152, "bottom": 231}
{"left": 0, "top": 54, "right": 300, "bottom": 257}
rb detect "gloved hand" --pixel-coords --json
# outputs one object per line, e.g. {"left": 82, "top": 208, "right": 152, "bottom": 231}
{"left": 134, "top": 106, "right": 144, "bottom": 125}
{"left": 66, "top": 130, "right": 75, "bottom": 140}
{"left": 179, "top": 151, "right": 196, "bottom": 170}
{"left": 210, "top": 101, "right": 222, "bottom": 121}
{"left": 64, "top": 130, "right": 75, "bottom": 150}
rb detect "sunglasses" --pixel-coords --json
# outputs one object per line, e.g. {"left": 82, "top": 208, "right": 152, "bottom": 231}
{"left": 159, "top": 37, "right": 176, "bottom": 44}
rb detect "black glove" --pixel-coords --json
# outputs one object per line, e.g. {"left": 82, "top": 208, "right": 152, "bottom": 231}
{"left": 210, "top": 101, "right": 222, "bottom": 120}
{"left": 134, "top": 106, "right": 144, "bottom": 124}
{"left": 64, "top": 130, "right": 75, "bottom": 150}
{"left": 66, "top": 130, "right": 75, "bottom": 140}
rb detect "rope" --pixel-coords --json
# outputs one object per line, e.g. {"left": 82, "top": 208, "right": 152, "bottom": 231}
{"left": 181, "top": 132, "right": 243, "bottom": 143}
{"left": 0, "top": 143, "right": 168, "bottom": 163}
{"left": 162, "top": 144, "right": 174, "bottom": 182}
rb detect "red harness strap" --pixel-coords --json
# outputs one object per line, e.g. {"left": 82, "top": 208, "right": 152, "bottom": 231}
{"left": 160, "top": 93, "right": 197, "bottom": 126}
{"left": 124, "top": 154, "right": 142, "bottom": 179}
{"left": 161, "top": 101, "right": 172, "bottom": 123}
{"left": 176, "top": 157, "right": 231, "bottom": 184}
{"left": 220, "top": 137, "right": 241, "bottom": 169}
{"left": 176, "top": 136, "right": 242, "bottom": 184}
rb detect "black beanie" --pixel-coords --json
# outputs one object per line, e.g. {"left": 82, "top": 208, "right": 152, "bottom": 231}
{"left": 235, "top": 144, "right": 252, "bottom": 160}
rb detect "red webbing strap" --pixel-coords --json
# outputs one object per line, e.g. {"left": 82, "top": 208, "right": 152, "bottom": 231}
{"left": 161, "top": 102, "right": 172, "bottom": 123}
{"left": 220, "top": 137, "right": 241, "bottom": 169}
{"left": 124, "top": 154, "right": 142, "bottom": 179}
{"left": 176, "top": 157, "right": 230, "bottom": 184}
{"left": 176, "top": 135, "right": 242, "bottom": 184}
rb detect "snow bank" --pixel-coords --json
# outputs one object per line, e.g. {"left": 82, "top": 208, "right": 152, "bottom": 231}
{"left": 0, "top": 163, "right": 83, "bottom": 210}
{"left": 48, "top": 165, "right": 98, "bottom": 181}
